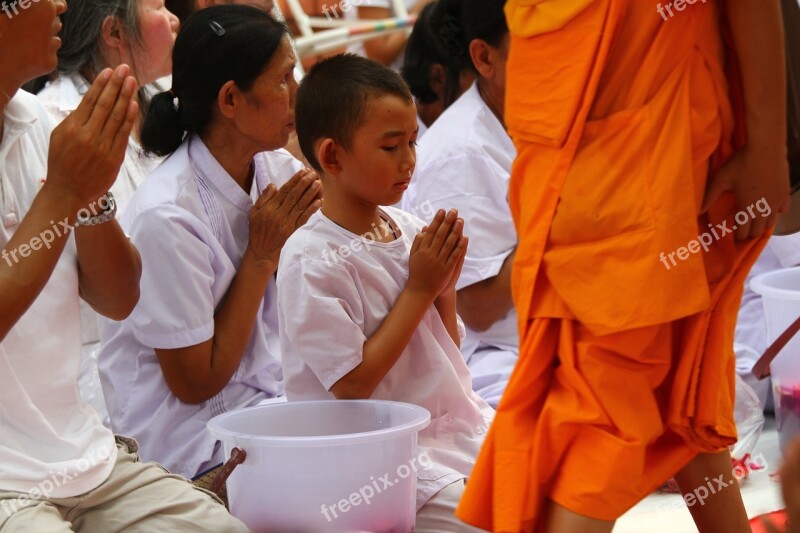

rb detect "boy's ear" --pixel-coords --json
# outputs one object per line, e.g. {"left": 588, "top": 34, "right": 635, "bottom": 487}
{"left": 317, "top": 138, "right": 342, "bottom": 176}
{"left": 216, "top": 80, "right": 240, "bottom": 120}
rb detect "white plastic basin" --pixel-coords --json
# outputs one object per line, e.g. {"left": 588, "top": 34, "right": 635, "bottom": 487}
{"left": 207, "top": 400, "right": 430, "bottom": 532}
{"left": 752, "top": 267, "right": 800, "bottom": 452}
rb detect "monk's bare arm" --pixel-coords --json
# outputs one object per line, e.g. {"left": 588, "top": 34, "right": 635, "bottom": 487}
{"left": 726, "top": 0, "right": 787, "bottom": 152}
{"left": 706, "top": 0, "right": 790, "bottom": 239}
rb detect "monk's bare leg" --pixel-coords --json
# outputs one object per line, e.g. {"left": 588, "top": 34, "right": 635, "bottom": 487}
{"left": 673, "top": 450, "right": 750, "bottom": 533}
{"left": 541, "top": 501, "right": 614, "bottom": 533}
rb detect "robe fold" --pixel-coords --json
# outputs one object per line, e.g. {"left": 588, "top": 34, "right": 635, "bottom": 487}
{"left": 456, "top": 1, "right": 771, "bottom": 530}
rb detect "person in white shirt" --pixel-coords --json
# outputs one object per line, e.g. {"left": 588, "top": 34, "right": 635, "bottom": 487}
{"left": 0, "top": 0, "right": 246, "bottom": 530}
{"left": 284, "top": 53, "right": 490, "bottom": 533}
{"left": 26, "top": 0, "right": 179, "bottom": 428}
{"left": 98, "top": 5, "right": 321, "bottom": 482}
{"left": 400, "top": 0, "right": 474, "bottom": 131}
{"left": 403, "top": 0, "right": 515, "bottom": 408}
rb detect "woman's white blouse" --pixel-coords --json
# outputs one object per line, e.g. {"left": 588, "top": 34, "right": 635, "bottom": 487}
{"left": 98, "top": 136, "right": 302, "bottom": 478}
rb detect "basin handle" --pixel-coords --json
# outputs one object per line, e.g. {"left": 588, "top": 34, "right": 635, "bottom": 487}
{"left": 753, "top": 314, "right": 800, "bottom": 379}
{"left": 210, "top": 447, "right": 247, "bottom": 496}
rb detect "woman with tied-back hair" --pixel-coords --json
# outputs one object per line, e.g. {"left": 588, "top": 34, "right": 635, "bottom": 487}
{"left": 97, "top": 4, "right": 322, "bottom": 486}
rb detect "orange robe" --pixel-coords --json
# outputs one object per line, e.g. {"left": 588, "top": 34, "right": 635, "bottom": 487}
{"left": 456, "top": 1, "right": 770, "bottom": 531}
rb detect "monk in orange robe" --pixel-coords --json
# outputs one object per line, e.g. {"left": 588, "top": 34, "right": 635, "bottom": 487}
{"left": 456, "top": 1, "right": 790, "bottom": 532}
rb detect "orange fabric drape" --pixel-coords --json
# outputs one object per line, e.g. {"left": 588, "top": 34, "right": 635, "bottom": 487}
{"left": 457, "top": 1, "right": 770, "bottom": 531}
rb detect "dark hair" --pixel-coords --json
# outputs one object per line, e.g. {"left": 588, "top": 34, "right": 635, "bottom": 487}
{"left": 462, "top": 0, "right": 508, "bottom": 49}
{"left": 140, "top": 5, "right": 288, "bottom": 156}
{"left": 402, "top": 0, "right": 471, "bottom": 107}
{"left": 165, "top": 0, "right": 197, "bottom": 24}
{"left": 24, "top": 0, "right": 142, "bottom": 94}
{"left": 296, "top": 54, "right": 413, "bottom": 172}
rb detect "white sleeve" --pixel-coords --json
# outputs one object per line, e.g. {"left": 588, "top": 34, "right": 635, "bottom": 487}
{"left": 413, "top": 154, "right": 516, "bottom": 290}
{"left": 255, "top": 149, "right": 305, "bottom": 190}
{"left": 127, "top": 205, "right": 216, "bottom": 349}
{"left": 278, "top": 259, "right": 367, "bottom": 391}
{"left": 770, "top": 233, "right": 800, "bottom": 268}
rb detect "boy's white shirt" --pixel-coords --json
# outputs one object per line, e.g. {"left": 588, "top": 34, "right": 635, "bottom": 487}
{"left": 0, "top": 90, "right": 116, "bottom": 497}
{"left": 277, "top": 206, "right": 493, "bottom": 510}
{"left": 403, "top": 82, "right": 519, "bottom": 405}
{"left": 98, "top": 136, "right": 302, "bottom": 478}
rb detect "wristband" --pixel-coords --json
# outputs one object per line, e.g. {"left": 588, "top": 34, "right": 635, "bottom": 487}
{"left": 76, "top": 192, "right": 117, "bottom": 226}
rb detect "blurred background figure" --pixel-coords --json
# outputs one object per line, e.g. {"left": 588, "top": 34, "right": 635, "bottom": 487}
{"left": 29, "top": 0, "right": 179, "bottom": 209}
{"left": 344, "top": 0, "right": 433, "bottom": 69}
{"left": 400, "top": 0, "right": 474, "bottom": 135}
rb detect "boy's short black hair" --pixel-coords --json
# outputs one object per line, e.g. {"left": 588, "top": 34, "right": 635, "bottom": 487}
{"left": 296, "top": 54, "right": 414, "bottom": 172}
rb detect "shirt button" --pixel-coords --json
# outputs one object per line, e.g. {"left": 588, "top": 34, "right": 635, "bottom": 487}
{"left": 3, "top": 213, "right": 18, "bottom": 227}
{"left": 476, "top": 427, "right": 485, "bottom": 436}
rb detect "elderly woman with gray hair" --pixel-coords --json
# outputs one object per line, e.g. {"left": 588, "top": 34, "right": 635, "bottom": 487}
{"left": 29, "top": 0, "right": 179, "bottom": 210}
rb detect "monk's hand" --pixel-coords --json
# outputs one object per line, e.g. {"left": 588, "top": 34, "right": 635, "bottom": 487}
{"left": 701, "top": 143, "right": 790, "bottom": 241}
{"left": 407, "top": 209, "right": 468, "bottom": 301}
{"left": 45, "top": 65, "right": 139, "bottom": 210}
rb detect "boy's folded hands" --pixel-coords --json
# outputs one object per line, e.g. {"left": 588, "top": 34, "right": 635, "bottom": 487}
{"left": 407, "top": 209, "right": 469, "bottom": 301}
